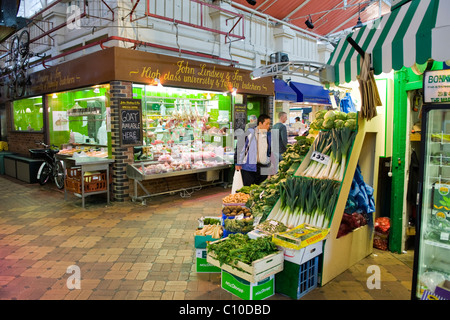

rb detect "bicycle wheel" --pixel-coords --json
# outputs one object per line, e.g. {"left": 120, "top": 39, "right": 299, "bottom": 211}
{"left": 54, "top": 161, "right": 65, "bottom": 190}
{"left": 39, "top": 163, "right": 51, "bottom": 185}
{"left": 9, "top": 36, "right": 19, "bottom": 65}
{"left": 18, "top": 30, "right": 30, "bottom": 58}
{"left": 15, "top": 69, "right": 27, "bottom": 98}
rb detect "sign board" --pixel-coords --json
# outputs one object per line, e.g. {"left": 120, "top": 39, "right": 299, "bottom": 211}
{"left": 424, "top": 70, "right": 450, "bottom": 103}
{"left": 234, "top": 104, "right": 247, "bottom": 131}
{"left": 119, "top": 98, "right": 142, "bottom": 146}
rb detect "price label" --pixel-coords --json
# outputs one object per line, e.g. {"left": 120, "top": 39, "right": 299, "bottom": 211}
{"left": 440, "top": 232, "right": 449, "bottom": 241}
{"left": 310, "top": 151, "right": 330, "bottom": 165}
{"left": 214, "top": 136, "right": 222, "bottom": 143}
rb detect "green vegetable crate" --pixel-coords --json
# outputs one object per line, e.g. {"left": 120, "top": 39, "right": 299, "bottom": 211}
{"left": 195, "top": 249, "right": 221, "bottom": 273}
{"left": 206, "top": 238, "right": 284, "bottom": 283}
{"left": 221, "top": 270, "right": 275, "bottom": 300}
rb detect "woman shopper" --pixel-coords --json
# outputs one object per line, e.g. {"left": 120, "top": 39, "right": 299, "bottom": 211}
{"left": 235, "top": 114, "right": 272, "bottom": 186}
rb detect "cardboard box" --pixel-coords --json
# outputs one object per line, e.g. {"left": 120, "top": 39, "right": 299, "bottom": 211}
{"left": 272, "top": 223, "right": 329, "bottom": 250}
{"left": 195, "top": 249, "right": 221, "bottom": 273}
{"left": 221, "top": 270, "right": 274, "bottom": 300}
{"left": 282, "top": 240, "right": 323, "bottom": 265}
{"left": 194, "top": 234, "right": 221, "bottom": 249}
{"left": 435, "top": 280, "right": 450, "bottom": 300}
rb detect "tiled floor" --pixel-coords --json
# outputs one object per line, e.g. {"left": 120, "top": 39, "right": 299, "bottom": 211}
{"left": 0, "top": 175, "right": 414, "bottom": 300}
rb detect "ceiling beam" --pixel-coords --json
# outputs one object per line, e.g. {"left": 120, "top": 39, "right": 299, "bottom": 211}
{"left": 283, "top": 0, "right": 311, "bottom": 21}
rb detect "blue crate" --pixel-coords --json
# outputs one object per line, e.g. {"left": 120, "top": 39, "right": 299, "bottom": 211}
{"left": 297, "top": 256, "right": 319, "bottom": 299}
{"left": 275, "top": 256, "right": 319, "bottom": 299}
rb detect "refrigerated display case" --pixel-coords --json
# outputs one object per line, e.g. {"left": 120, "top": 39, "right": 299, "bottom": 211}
{"left": 412, "top": 104, "right": 450, "bottom": 300}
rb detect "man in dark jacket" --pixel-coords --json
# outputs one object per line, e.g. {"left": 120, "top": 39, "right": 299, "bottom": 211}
{"left": 272, "top": 111, "right": 288, "bottom": 161}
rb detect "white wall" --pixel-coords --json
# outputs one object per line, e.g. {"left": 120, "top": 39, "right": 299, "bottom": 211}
{"left": 20, "top": 0, "right": 327, "bottom": 76}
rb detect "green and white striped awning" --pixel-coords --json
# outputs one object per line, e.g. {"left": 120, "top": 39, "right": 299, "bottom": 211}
{"left": 328, "top": 0, "right": 450, "bottom": 84}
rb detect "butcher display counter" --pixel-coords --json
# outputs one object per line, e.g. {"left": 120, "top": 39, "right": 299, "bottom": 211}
{"left": 126, "top": 158, "right": 232, "bottom": 203}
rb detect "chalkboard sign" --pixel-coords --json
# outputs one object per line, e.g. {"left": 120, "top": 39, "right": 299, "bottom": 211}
{"left": 234, "top": 104, "right": 247, "bottom": 131}
{"left": 119, "top": 98, "right": 143, "bottom": 146}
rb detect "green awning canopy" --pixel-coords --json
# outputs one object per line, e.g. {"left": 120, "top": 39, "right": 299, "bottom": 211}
{"left": 327, "top": 0, "right": 450, "bottom": 85}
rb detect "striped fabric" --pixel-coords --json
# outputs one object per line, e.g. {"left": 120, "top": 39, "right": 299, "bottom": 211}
{"left": 327, "top": 0, "right": 450, "bottom": 85}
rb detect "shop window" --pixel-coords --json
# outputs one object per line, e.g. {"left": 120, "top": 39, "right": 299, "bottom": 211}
{"left": 46, "top": 84, "right": 110, "bottom": 148}
{"left": 12, "top": 96, "right": 44, "bottom": 132}
{"left": 132, "top": 84, "right": 232, "bottom": 161}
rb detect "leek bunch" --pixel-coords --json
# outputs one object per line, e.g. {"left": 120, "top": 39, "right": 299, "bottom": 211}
{"left": 267, "top": 176, "right": 340, "bottom": 229}
{"left": 302, "top": 127, "right": 357, "bottom": 181}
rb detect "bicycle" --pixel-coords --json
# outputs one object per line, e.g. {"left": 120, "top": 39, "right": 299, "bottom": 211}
{"left": 29, "top": 142, "right": 65, "bottom": 189}
{"left": 6, "top": 29, "right": 45, "bottom": 98}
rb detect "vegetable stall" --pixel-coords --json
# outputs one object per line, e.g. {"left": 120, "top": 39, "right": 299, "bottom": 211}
{"left": 192, "top": 111, "right": 376, "bottom": 299}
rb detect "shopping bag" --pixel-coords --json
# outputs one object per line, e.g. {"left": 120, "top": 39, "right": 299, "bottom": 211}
{"left": 231, "top": 170, "right": 244, "bottom": 194}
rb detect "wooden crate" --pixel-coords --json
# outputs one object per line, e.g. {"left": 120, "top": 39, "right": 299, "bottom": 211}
{"left": 206, "top": 238, "right": 284, "bottom": 283}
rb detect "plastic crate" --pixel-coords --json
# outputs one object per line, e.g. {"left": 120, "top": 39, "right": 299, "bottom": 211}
{"left": 275, "top": 256, "right": 319, "bottom": 299}
{"left": 65, "top": 167, "right": 107, "bottom": 194}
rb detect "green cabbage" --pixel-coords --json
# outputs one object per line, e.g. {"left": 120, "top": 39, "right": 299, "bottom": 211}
{"left": 335, "top": 111, "right": 348, "bottom": 121}
{"left": 324, "top": 110, "right": 336, "bottom": 122}
{"left": 315, "top": 119, "right": 324, "bottom": 130}
{"left": 315, "top": 110, "right": 327, "bottom": 119}
{"left": 322, "top": 118, "right": 335, "bottom": 129}
{"left": 334, "top": 119, "right": 344, "bottom": 129}
{"left": 344, "top": 119, "right": 357, "bottom": 130}
{"left": 347, "top": 112, "right": 357, "bottom": 119}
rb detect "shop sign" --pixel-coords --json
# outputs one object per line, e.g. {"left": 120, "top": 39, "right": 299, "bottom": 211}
{"left": 119, "top": 98, "right": 143, "bottom": 146}
{"left": 116, "top": 48, "right": 273, "bottom": 95}
{"left": 27, "top": 49, "right": 115, "bottom": 97}
{"left": 424, "top": 70, "right": 450, "bottom": 103}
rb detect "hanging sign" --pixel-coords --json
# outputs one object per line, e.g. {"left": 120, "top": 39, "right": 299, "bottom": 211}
{"left": 424, "top": 70, "right": 450, "bottom": 103}
{"left": 119, "top": 98, "right": 143, "bottom": 146}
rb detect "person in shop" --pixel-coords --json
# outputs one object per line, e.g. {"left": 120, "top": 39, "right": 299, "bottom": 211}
{"left": 272, "top": 111, "right": 288, "bottom": 161}
{"left": 293, "top": 116, "right": 308, "bottom": 136}
{"left": 235, "top": 114, "right": 272, "bottom": 186}
{"left": 245, "top": 114, "right": 258, "bottom": 131}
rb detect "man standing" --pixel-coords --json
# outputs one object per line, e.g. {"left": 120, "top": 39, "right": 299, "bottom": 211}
{"left": 245, "top": 114, "right": 257, "bottom": 131}
{"left": 272, "top": 111, "right": 288, "bottom": 161}
{"left": 235, "top": 114, "right": 272, "bottom": 186}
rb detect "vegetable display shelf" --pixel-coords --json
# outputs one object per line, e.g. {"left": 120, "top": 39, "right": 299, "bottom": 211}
{"left": 126, "top": 161, "right": 231, "bottom": 204}
{"left": 311, "top": 117, "right": 373, "bottom": 285}
{"left": 266, "top": 116, "right": 374, "bottom": 286}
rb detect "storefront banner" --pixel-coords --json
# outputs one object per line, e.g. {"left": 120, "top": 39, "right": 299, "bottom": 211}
{"left": 115, "top": 48, "right": 273, "bottom": 95}
{"left": 424, "top": 70, "right": 450, "bottom": 103}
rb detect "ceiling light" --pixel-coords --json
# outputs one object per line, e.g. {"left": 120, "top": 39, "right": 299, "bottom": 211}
{"left": 353, "top": 4, "right": 364, "bottom": 30}
{"left": 246, "top": 0, "right": 257, "bottom": 5}
{"left": 155, "top": 78, "right": 163, "bottom": 88}
{"left": 52, "top": 93, "right": 57, "bottom": 98}
{"left": 305, "top": 15, "right": 314, "bottom": 29}
{"left": 93, "top": 87, "right": 100, "bottom": 93}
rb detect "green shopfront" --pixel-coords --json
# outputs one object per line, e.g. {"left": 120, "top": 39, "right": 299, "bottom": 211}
{"left": 2, "top": 47, "right": 273, "bottom": 201}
